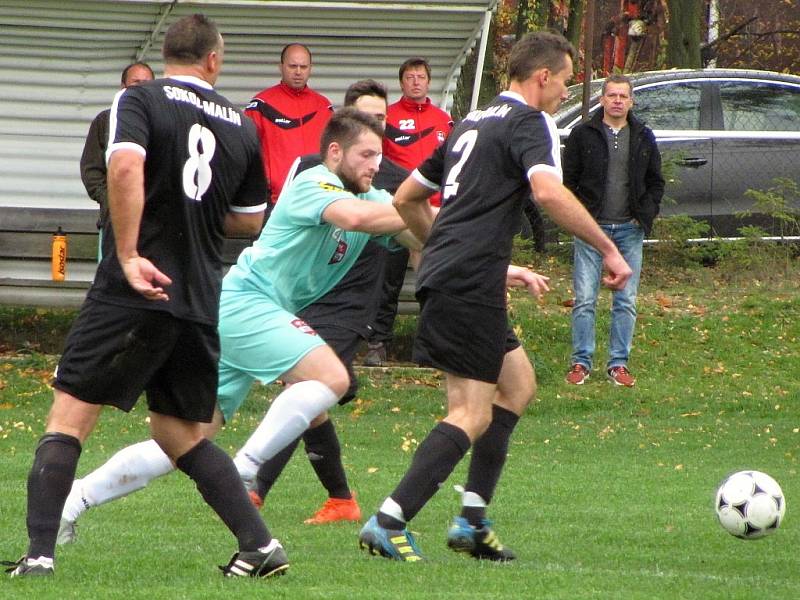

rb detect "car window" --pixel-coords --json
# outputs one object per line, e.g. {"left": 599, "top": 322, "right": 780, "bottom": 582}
{"left": 558, "top": 81, "right": 603, "bottom": 118}
{"left": 633, "top": 82, "right": 703, "bottom": 130}
{"left": 719, "top": 81, "right": 800, "bottom": 132}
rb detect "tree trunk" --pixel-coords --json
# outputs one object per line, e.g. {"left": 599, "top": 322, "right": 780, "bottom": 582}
{"left": 565, "top": 0, "right": 586, "bottom": 51}
{"left": 666, "top": 0, "right": 702, "bottom": 67}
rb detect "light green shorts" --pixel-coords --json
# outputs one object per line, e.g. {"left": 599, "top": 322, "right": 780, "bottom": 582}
{"left": 216, "top": 289, "right": 325, "bottom": 422}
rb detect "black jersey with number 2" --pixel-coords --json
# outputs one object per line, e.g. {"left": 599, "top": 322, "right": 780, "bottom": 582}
{"left": 412, "top": 91, "right": 562, "bottom": 308}
{"left": 90, "top": 76, "right": 267, "bottom": 325}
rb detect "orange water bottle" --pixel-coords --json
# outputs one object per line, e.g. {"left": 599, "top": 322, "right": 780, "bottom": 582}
{"left": 51, "top": 227, "right": 67, "bottom": 281}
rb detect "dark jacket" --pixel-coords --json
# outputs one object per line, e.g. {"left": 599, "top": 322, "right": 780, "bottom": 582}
{"left": 80, "top": 108, "right": 111, "bottom": 229}
{"left": 563, "top": 110, "right": 664, "bottom": 235}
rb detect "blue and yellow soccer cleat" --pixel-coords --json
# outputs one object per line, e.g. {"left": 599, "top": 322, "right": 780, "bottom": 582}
{"left": 446, "top": 516, "right": 516, "bottom": 561}
{"left": 358, "top": 515, "right": 424, "bottom": 562}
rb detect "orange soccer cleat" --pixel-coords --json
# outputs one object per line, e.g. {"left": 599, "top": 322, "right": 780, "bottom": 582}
{"left": 303, "top": 494, "right": 361, "bottom": 525}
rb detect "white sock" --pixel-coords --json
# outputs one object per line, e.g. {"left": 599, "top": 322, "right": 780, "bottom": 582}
{"left": 234, "top": 380, "right": 339, "bottom": 485}
{"left": 454, "top": 484, "right": 487, "bottom": 507}
{"left": 61, "top": 439, "right": 174, "bottom": 522}
{"left": 379, "top": 496, "right": 405, "bottom": 523}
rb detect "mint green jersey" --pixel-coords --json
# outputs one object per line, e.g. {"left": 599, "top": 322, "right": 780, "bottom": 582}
{"left": 222, "top": 164, "right": 394, "bottom": 314}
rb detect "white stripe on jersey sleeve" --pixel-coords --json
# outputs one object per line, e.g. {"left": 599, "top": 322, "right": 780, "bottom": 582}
{"left": 230, "top": 202, "right": 268, "bottom": 214}
{"left": 542, "top": 112, "right": 563, "bottom": 178}
{"left": 107, "top": 142, "right": 146, "bottom": 161}
{"left": 527, "top": 164, "right": 563, "bottom": 180}
{"left": 411, "top": 168, "right": 440, "bottom": 191}
{"left": 525, "top": 112, "right": 563, "bottom": 183}
{"left": 106, "top": 88, "right": 146, "bottom": 163}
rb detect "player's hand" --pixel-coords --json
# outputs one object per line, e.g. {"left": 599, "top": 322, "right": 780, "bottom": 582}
{"left": 119, "top": 256, "right": 172, "bottom": 301}
{"left": 506, "top": 265, "right": 550, "bottom": 299}
{"left": 601, "top": 250, "right": 632, "bottom": 291}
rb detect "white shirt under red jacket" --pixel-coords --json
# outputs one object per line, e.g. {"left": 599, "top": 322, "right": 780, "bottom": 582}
{"left": 383, "top": 96, "right": 452, "bottom": 206}
{"left": 245, "top": 81, "right": 333, "bottom": 204}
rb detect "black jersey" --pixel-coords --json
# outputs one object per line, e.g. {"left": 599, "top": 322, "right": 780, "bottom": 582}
{"left": 90, "top": 76, "right": 267, "bottom": 325}
{"left": 413, "top": 91, "right": 562, "bottom": 308}
{"left": 288, "top": 153, "right": 408, "bottom": 336}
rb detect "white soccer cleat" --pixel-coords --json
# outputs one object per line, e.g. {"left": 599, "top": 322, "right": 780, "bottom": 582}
{"left": 56, "top": 518, "right": 78, "bottom": 546}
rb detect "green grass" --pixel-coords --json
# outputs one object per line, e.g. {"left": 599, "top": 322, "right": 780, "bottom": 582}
{"left": 1, "top": 263, "right": 799, "bottom": 599}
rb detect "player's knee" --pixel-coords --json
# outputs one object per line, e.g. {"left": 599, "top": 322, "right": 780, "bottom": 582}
{"left": 447, "top": 404, "right": 493, "bottom": 441}
{"left": 474, "top": 410, "right": 494, "bottom": 438}
{"left": 338, "top": 377, "right": 358, "bottom": 405}
{"left": 318, "top": 365, "right": 351, "bottom": 400}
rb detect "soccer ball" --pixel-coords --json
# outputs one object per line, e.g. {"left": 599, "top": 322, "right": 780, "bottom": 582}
{"left": 715, "top": 470, "right": 785, "bottom": 539}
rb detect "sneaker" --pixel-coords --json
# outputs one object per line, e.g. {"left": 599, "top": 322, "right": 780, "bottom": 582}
{"left": 220, "top": 539, "right": 289, "bottom": 578}
{"left": 358, "top": 515, "right": 423, "bottom": 561}
{"left": 248, "top": 489, "right": 264, "bottom": 510}
{"left": 363, "top": 342, "right": 386, "bottom": 367}
{"left": 304, "top": 494, "right": 361, "bottom": 524}
{"left": 56, "top": 518, "right": 77, "bottom": 546}
{"left": 446, "top": 516, "right": 516, "bottom": 561}
{"left": 565, "top": 364, "right": 590, "bottom": 385}
{"left": 607, "top": 365, "right": 635, "bottom": 387}
{"left": 3, "top": 555, "right": 54, "bottom": 577}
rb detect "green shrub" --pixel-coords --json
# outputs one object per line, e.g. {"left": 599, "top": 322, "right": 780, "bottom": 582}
{"left": 647, "top": 214, "right": 710, "bottom": 268}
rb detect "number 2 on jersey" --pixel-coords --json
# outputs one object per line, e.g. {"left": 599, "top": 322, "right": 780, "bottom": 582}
{"left": 442, "top": 130, "right": 477, "bottom": 200}
{"left": 182, "top": 124, "right": 217, "bottom": 201}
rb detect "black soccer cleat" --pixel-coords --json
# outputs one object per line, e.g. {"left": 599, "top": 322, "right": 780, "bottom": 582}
{"left": 3, "top": 555, "right": 55, "bottom": 577}
{"left": 220, "top": 539, "right": 289, "bottom": 578}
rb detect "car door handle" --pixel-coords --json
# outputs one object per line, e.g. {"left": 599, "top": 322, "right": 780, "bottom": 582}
{"left": 677, "top": 157, "right": 708, "bottom": 168}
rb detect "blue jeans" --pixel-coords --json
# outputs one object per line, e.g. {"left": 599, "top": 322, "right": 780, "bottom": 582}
{"left": 571, "top": 221, "right": 644, "bottom": 371}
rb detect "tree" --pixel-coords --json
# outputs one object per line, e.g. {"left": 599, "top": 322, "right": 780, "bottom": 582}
{"left": 666, "top": 0, "right": 702, "bottom": 67}
{"left": 565, "top": 0, "right": 586, "bottom": 52}
{"left": 706, "top": 1, "right": 800, "bottom": 71}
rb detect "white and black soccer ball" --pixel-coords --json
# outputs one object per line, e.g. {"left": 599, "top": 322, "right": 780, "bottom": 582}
{"left": 715, "top": 470, "right": 785, "bottom": 539}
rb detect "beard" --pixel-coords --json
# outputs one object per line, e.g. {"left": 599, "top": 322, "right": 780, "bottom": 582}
{"left": 336, "top": 165, "right": 371, "bottom": 194}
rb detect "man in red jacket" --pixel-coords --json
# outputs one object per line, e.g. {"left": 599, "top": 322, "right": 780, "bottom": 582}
{"left": 245, "top": 43, "right": 334, "bottom": 205}
{"left": 365, "top": 57, "right": 452, "bottom": 366}
{"left": 383, "top": 57, "right": 452, "bottom": 176}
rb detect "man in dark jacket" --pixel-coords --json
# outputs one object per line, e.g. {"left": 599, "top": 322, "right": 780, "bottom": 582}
{"left": 80, "top": 63, "right": 154, "bottom": 231}
{"left": 563, "top": 74, "right": 664, "bottom": 387}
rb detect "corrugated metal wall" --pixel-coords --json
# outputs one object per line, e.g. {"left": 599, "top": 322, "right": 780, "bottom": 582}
{"left": 0, "top": 0, "right": 494, "bottom": 210}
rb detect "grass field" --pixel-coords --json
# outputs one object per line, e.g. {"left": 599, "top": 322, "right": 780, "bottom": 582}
{"left": 1, "top": 261, "right": 799, "bottom": 599}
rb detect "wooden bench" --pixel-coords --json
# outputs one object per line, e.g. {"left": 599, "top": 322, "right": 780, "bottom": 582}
{"left": 0, "top": 207, "right": 418, "bottom": 313}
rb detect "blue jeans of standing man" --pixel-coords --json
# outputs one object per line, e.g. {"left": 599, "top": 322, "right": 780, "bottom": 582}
{"left": 570, "top": 220, "right": 644, "bottom": 372}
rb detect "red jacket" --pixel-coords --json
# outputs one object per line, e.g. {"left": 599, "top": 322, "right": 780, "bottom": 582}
{"left": 383, "top": 96, "right": 452, "bottom": 205}
{"left": 245, "top": 82, "right": 333, "bottom": 203}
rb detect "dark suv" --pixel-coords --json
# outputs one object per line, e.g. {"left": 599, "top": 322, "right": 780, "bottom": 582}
{"left": 554, "top": 69, "right": 800, "bottom": 237}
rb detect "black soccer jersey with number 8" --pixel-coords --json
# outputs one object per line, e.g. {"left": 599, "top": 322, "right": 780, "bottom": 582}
{"left": 90, "top": 76, "right": 267, "bottom": 325}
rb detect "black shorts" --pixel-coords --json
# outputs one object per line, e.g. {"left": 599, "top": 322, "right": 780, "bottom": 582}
{"left": 54, "top": 299, "right": 219, "bottom": 422}
{"left": 413, "top": 288, "right": 520, "bottom": 384}
{"left": 311, "top": 322, "right": 362, "bottom": 405}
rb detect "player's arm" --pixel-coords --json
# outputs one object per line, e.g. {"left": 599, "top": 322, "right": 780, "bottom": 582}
{"left": 391, "top": 228, "right": 423, "bottom": 252}
{"left": 107, "top": 148, "right": 172, "bottom": 301}
{"left": 392, "top": 175, "right": 437, "bottom": 243}
{"left": 530, "top": 171, "right": 631, "bottom": 290}
{"left": 506, "top": 264, "right": 550, "bottom": 299}
{"left": 223, "top": 211, "right": 264, "bottom": 237}
{"left": 322, "top": 198, "right": 407, "bottom": 234}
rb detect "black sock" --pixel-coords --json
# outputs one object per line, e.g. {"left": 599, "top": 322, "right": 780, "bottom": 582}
{"left": 176, "top": 439, "right": 270, "bottom": 552}
{"left": 303, "top": 419, "right": 351, "bottom": 499}
{"left": 381, "top": 422, "right": 470, "bottom": 526}
{"left": 26, "top": 432, "right": 82, "bottom": 559}
{"left": 254, "top": 436, "right": 302, "bottom": 500}
{"left": 461, "top": 405, "right": 519, "bottom": 526}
